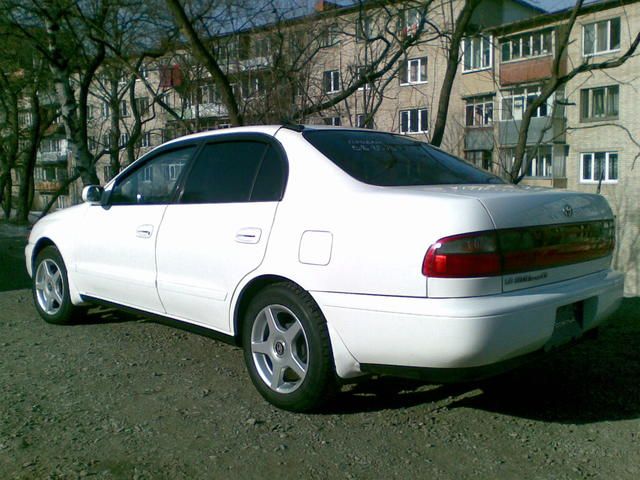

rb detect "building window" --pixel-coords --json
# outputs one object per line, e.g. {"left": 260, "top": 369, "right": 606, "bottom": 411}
{"left": 140, "top": 132, "right": 152, "bottom": 148}
{"left": 465, "top": 150, "right": 492, "bottom": 170}
{"left": 241, "top": 76, "right": 264, "bottom": 98}
{"left": 103, "top": 165, "right": 113, "bottom": 181}
{"left": 356, "top": 66, "right": 372, "bottom": 90}
{"left": 135, "top": 97, "right": 150, "bottom": 115}
{"left": 40, "top": 138, "right": 62, "bottom": 153}
{"left": 320, "top": 25, "right": 338, "bottom": 47}
{"left": 400, "top": 108, "right": 428, "bottom": 134}
{"left": 500, "top": 145, "right": 553, "bottom": 177}
{"left": 580, "top": 85, "right": 619, "bottom": 121}
{"left": 356, "top": 16, "right": 373, "bottom": 42}
{"left": 355, "top": 114, "right": 373, "bottom": 128}
{"left": 119, "top": 132, "right": 130, "bottom": 147}
{"left": 501, "top": 29, "right": 553, "bottom": 62}
{"left": 400, "top": 56, "right": 427, "bottom": 85}
{"left": 323, "top": 116, "right": 341, "bottom": 126}
{"left": 583, "top": 17, "right": 620, "bottom": 56}
{"left": 463, "top": 36, "right": 492, "bottom": 72}
{"left": 399, "top": 7, "right": 421, "bottom": 37}
{"left": 200, "top": 84, "right": 220, "bottom": 104}
{"left": 580, "top": 152, "right": 618, "bottom": 183}
{"left": 138, "top": 65, "right": 149, "bottom": 79}
{"left": 56, "top": 196, "right": 67, "bottom": 209}
{"left": 501, "top": 86, "right": 552, "bottom": 121}
{"left": 18, "top": 112, "right": 32, "bottom": 127}
{"left": 465, "top": 96, "right": 493, "bottom": 127}
{"left": 323, "top": 70, "right": 340, "bottom": 93}
{"left": 524, "top": 145, "right": 553, "bottom": 177}
{"left": 102, "top": 102, "right": 110, "bottom": 118}
{"left": 121, "top": 100, "right": 129, "bottom": 117}
{"left": 253, "top": 36, "right": 270, "bottom": 57}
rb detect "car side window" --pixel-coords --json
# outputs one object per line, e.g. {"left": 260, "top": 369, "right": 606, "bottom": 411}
{"left": 181, "top": 140, "right": 286, "bottom": 204}
{"left": 110, "top": 146, "right": 196, "bottom": 205}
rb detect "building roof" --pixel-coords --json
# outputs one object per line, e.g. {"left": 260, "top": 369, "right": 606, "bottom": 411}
{"left": 519, "top": 0, "right": 610, "bottom": 14}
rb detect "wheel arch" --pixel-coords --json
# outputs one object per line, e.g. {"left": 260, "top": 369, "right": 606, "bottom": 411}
{"left": 232, "top": 274, "right": 309, "bottom": 344}
{"left": 31, "top": 237, "right": 57, "bottom": 271}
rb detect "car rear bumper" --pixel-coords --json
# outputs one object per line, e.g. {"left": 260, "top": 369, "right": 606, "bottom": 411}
{"left": 311, "top": 269, "right": 624, "bottom": 379}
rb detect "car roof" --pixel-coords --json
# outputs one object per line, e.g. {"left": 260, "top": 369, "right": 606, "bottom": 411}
{"left": 161, "top": 124, "right": 396, "bottom": 148}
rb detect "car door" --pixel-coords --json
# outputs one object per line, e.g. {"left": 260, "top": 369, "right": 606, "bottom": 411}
{"left": 155, "top": 134, "right": 287, "bottom": 333}
{"left": 74, "top": 144, "right": 198, "bottom": 312}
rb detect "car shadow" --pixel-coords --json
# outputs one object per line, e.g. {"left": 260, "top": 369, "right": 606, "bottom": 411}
{"left": 74, "top": 306, "right": 145, "bottom": 325}
{"left": 326, "top": 297, "right": 640, "bottom": 424}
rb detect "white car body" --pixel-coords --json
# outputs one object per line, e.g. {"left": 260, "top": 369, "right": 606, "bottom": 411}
{"left": 26, "top": 125, "right": 624, "bottom": 390}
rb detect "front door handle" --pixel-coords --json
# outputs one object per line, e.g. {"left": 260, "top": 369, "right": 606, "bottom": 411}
{"left": 235, "top": 227, "right": 262, "bottom": 244}
{"left": 136, "top": 224, "right": 154, "bottom": 239}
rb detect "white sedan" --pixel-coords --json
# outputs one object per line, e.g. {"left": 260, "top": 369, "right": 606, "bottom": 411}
{"left": 25, "top": 125, "right": 624, "bottom": 411}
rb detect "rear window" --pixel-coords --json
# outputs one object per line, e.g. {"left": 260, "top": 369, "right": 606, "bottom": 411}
{"left": 303, "top": 130, "right": 504, "bottom": 186}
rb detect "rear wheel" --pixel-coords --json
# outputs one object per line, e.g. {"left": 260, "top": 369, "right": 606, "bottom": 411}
{"left": 242, "top": 283, "right": 337, "bottom": 411}
{"left": 32, "top": 246, "right": 81, "bottom": 325}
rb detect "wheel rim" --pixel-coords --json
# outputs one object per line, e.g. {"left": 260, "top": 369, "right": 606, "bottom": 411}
{"left": 34, "top": 259, "right": 64, "bottom": 316}
{"left": 250, "top": 304, "right": 309, "bottom": 394}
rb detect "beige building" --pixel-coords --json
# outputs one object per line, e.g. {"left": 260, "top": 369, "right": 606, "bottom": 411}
{"left": 29, "top": 0, "right": 639, "bottom": 294}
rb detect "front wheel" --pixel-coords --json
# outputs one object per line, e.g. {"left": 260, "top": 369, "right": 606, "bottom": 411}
{"left": 242, "top": 283, "right": 337, "bottom": 412}
{"left": 32, "top": 246, "right": 82, "bottom": 325}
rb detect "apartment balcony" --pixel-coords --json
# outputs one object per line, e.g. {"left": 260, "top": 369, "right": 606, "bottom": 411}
{"left": 37, "top": 151, "right": 68, "bottom": 164}
{"left": 499, "top": 55, "right": 566, "bottom": 86}
{"left": 35, "top": 180, "right": 68, "bottom": 194}
{"left": 464, "top": 126, "right": 494, "bottom": 151}
{"left": 184, "top": 103, "right": 229, "bottom": 120}
{"left": 498, "top": 116, "right": 566, "bottom": 146}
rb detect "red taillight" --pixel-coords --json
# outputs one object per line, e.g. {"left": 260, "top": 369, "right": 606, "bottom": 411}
{"left": 423, "top": 221, "right": 615, "bottom": 279}
{"left": 422, "top": 232, "right": 502, "bottom": 278}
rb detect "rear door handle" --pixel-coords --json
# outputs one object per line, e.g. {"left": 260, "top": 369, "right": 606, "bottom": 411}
{"left": 136, "top": 224, "right": 154, "bottom": 239}
{"left": 235, "top": 227, "right": 262, "bottom": 244}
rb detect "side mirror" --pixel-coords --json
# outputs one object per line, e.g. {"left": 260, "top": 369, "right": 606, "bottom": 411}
{"left": 82, "top": 185, "right": 104, "bottom": 204}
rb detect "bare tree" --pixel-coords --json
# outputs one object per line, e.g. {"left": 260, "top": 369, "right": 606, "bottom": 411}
{"left": 509, "top": 0, "right": 640, "bottom": 183}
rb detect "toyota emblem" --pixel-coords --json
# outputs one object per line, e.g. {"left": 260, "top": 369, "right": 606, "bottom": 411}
{"left": 563, "top": 204, "right": 573, "bottom": 217}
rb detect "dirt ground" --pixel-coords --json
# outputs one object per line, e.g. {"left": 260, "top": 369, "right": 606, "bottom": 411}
{"left": 1, "top": 227, "right": 639, "bottom": 479}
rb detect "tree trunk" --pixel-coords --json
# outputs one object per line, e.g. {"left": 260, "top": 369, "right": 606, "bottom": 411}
{"left": 0, "top": 171, "right": 11, "bottom": 220}
{"left": 16, "top": 93, "right": 42, "bottom": 224}
{"left": 44, "top": 16, "right": 100, "bottom": 187}
{"left": 430, "top": 0, "right": 481, "bottom": 147}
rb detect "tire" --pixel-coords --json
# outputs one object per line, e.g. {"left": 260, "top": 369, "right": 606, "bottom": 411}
{"left": 242, "top": 282, "right": 337, "bottom": 412}
{"left": 32, "top": 246, "right": 82, "bottom": 325}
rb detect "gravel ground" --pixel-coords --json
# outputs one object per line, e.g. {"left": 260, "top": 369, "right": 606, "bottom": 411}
{"left": 1, "top": 228, "right": 639, "bottom": 479}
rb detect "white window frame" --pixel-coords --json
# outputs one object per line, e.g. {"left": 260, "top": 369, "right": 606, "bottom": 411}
{"left": 583, "top": 17, "right": 621, "bottom": 57}
{"left": 580, "top": 84, "right": 619, "bottom": 121}
{"left": 400, "top": 108, "right": 428, "bottom": 134}
{"left": 462, "top": 35, "right": 492, "bottom": 73}
{"left": 465, "top": 96, "right": 493, "bottom": 127}
{"left": 400, "top": 56, "right": 428, "bottom": 85}
{"left": 580, "top": 151, "right": 619, "bottom": 183}
{"left": 501, "top": 29, "right": 553, "bottom": 63}
{"left": 141, "top": 132, "right": 152, "bottom": 148}
{"left": 500, "top": 87, "right": 553, "bottom": 121}
{"left": 323, "top": 70, "right": 340, "bottom": 94}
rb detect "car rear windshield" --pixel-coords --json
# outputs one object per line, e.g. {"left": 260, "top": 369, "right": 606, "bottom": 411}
{"left": 303, "top": 130, "right": 504, "bottom": 186}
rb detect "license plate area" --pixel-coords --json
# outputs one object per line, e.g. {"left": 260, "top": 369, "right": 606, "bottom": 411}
{"left": 545, "top": 301, "right": 584, "bottom": 350}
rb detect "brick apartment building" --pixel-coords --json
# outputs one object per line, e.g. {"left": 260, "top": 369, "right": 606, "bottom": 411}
{"left": 25, "top": 0, "right": 639, "bottom": 294}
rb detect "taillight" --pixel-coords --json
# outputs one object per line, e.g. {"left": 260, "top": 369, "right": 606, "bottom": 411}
{"left": 422, "top": 232, "right": 501, "bottom": 278}
{"left": 423, "top": 220, "right": 615, "bottom": 279}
